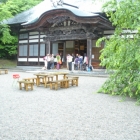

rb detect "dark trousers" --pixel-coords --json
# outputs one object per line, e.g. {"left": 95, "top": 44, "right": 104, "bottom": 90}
{"left": 47, "top": 61, "right": 51, "bottom": 69}
{"left": 68, "top": 62, "right": 72, "bottom": 71}
{"left": 74, "top": 63, "right": 78, "bottom": 70}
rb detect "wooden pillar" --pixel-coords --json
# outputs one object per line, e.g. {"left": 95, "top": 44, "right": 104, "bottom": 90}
{"left": 87, "top": 38, "right": 92, "bottom": 66}
{"left": 63, "top": 41, "right": 66, "bottom": 62}
{"left": 46, "top": 41, "right": 50, "bottom": 54}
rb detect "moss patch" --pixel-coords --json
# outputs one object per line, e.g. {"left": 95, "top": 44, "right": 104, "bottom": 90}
{"left": 0, "top": 59, "right": 17, "bottom": 68}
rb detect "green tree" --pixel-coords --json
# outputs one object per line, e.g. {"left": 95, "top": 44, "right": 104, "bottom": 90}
{"left": 0, "top": 0, "right": 8, "bottom": 3}
{"left": 0, "top": 0, "right": 42, "bottom": 59}
{"left": 97, "top": 0, "right": 140, "bottom": 104}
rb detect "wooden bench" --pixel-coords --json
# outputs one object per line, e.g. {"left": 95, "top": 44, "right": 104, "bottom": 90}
{"left": 35, "top": 75, "right": 54, "bottom": 87}
{"left": 0, "top": 69, "right": 8, "bottom": 75}
{"left": 17, "top": 80, "right": 34, "bottom": 91}
{"left": 34, "top": 74, "right": 54, "bottom": 87}
{"left": 49, "top": 79, "right": 69, "bottom": 90}
{"left": 23, "top": 77, "right": 37, "bottom": 85}
{"left": 44, "top": 75, "right": 54, "bottom": 88}
{"left": 66, "top": 76, "right": 79, "bottom": 86}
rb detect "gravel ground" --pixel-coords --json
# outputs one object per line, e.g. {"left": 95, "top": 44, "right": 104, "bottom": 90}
{"left": 0, "top": 71, "right": 140, "bottom": 140}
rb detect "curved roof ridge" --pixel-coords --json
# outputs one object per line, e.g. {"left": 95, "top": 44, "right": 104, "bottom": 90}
{"left": 4, "top": 0, "right": 101, "bottom": 25}
{"left": 22, "top": 8, "right": 99, "bottom": 26}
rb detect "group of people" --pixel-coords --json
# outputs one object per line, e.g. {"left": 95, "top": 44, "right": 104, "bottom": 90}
{"left": 43, "top": 53, "right": 63, "bottom": 70}
{"left": 43, "top": 53, "right": 93, "bottom": 71}
{"left": 66, "top": 53, "right": 89, "bottom": 71}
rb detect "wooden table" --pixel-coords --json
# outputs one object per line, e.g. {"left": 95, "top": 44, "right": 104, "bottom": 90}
{"left": 34, "top": 72, "right": 68, "bottom": 88}
{"left": 34, "top": 73, "right": 49, "bottom": 86}
{"left": 34, "top": 73, "right": 54, "bottom": 87}
{"left": 48, "top": 72, "right": 68, "bottom": 80}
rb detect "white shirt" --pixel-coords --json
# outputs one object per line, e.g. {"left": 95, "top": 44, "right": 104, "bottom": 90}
{"left": 84, "top": 56, "right": 88, "bottom": 64}
{"left": 54, "top": 58, "right": 57, "bottom": 62}
{"left": 67, "top": 55, "right": 73, "bottom": 62}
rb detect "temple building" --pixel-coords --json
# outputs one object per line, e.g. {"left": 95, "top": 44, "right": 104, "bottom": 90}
{"left": 5, "top": 0, "right": 114, "bottom": 68}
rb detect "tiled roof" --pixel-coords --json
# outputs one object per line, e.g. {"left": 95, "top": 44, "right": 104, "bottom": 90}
{"left": 3, "top": 0, "right": 100, "bottom": 25}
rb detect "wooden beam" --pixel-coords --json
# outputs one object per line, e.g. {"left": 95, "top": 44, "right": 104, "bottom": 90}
{"left": 48, "top": 24, "right": 87, "bottom": 32}
{"left": 43, "top": 33, "right": 97, "bottom": 41}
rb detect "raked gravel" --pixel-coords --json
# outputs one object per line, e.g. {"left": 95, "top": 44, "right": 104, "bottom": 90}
{"left": 0, "top": 71, "right": 140, "bottom": 140}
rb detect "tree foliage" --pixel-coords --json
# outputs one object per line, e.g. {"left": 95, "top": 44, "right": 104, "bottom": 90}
{"left": 0, "top": 0, "right": 42, "bottom": 58}
{"left": 97, "top": 0, "right": 140, "bottom": 104}
{"left": 0, "top": 0, "right": 8, "bottom": 3}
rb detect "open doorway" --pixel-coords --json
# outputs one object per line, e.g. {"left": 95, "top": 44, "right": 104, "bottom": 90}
{"left": 74, "top": 40, "right": 87, "bottom": 57}
{"left": 58, "top": 43, "right": 64, "bottom": 55}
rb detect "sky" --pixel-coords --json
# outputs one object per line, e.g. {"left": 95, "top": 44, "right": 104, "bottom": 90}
{"left": 63, "top": 0, "right": 106, "bottom": 12}
{"left": 49, "top": 0, "right": 109, "bottom": 12}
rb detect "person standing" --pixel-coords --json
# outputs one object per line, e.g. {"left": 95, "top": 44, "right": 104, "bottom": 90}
{"left": 66, "top": 54, "right": 69, "bottom": 70}
{"left": 74, "top": 56, "right": 79, "bottom": 70}
{"left": 54, "top": 55, "right": 57, "bottom": 69}
{"left": 83, "top": 53, "right": 88, "bottom": 65}
{"left": 78, "top": 54, "right": 83, "bottom": 70}
{"left": 44, "top": 54, "right": 48, "bottom": 69}
{"left": 72, "top": 53, "right": 75, "bottom": 62}
{"left": 47, "top": 54, "right": 51, "bottom": 70}
{"left": 67, "top": 54, "right": 73, "bottom": 71}
{"left": 71, "top": 53, "right": 75, "bottom": 71}
{"left": 50, "top": 54, "right": 54, "bottom": 69}
{"left": 59, "top": 52, "right": 63, "bottom": 68}
{"left": 56, "top": 54, "right": 61, "bottom": 70}
{"left": 83, "top": 54, "right": 88, "bottom": 71}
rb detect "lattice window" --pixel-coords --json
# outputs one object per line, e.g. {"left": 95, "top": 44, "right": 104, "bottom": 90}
{"left": 19, "top": 45, "right": 27, "bottom": 56}
{"left": 40, "top": 44, "right": 45, "bottom": 56}
{"left": 29, "top": 44, "right": 38, "bottom": 56}
{"left": 19, "top": 33, "right": 28, "bottom": 39}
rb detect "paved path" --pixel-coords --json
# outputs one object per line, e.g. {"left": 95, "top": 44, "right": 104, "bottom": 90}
{"left": 10, "top": 66, "right": 109, "bottom": 77}
{"left": 0, "top": 71, "right": 140, "bottom": 140}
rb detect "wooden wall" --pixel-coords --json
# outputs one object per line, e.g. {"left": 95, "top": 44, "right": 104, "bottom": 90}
{"left": 92, "top": 46, "right": 104, "bottom": 69}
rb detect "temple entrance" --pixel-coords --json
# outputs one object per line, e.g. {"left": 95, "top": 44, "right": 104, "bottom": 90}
{"left": 51, "top": 40, "right": 87, "bottom": 67}
{"left": 52, "top": 40, "right": 87, "bottom": 58}
{"left": 74, "top": 40, "right": 87, "bottom": 57}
